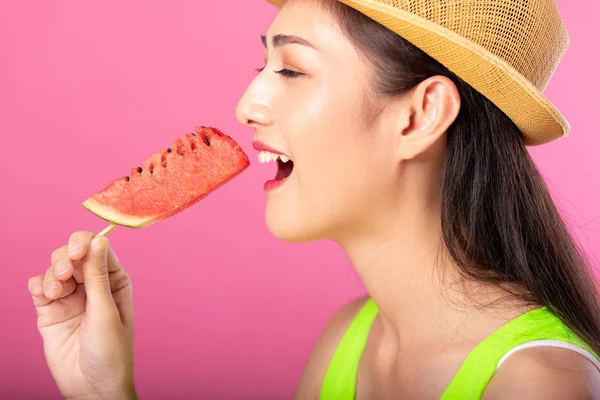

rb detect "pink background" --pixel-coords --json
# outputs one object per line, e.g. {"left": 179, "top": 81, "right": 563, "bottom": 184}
{"left": 1, "top": 1, "right": 598, "bottom": 398}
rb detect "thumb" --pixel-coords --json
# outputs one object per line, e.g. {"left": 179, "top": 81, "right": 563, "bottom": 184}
{"left": 83, "top": 235, "right": 118, "bottom": 317}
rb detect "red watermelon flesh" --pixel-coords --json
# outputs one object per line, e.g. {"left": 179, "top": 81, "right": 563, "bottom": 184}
{"left": 83, "top": 126, "right": 250, "bottom": 228}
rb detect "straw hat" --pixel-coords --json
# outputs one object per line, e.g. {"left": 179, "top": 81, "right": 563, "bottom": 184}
{"left": 266, "top": 0, "right": 570, "bottom": 146}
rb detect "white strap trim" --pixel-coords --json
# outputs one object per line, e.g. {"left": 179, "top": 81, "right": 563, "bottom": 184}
{"left": 496, "top": 340, "right": 600, "bottom": 371}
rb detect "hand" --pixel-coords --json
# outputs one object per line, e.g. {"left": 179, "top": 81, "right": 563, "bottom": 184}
{"left": 28, "top": 231, "right": 137, "bottom": 400}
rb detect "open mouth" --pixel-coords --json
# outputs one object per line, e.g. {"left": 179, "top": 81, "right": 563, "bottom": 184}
{"left": 258, "top": 150, "right": 294, "bottom": 188}
{"left": 274, "top": 157, "right": 294, "bottom": 180}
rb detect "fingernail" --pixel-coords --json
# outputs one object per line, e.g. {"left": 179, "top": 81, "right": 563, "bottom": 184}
{"left": 55, "top": 261, "right": 69, "bottom": 276}
{"left": 68, "top": 244, "right": 81, "bottom": 256}
{"left": 91, "top": 236, "right": 108, "bottom": 257}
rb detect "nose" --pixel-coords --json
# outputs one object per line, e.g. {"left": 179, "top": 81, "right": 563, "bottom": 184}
{"left": 235, "top": 82, "right": 275, "bottom": 129}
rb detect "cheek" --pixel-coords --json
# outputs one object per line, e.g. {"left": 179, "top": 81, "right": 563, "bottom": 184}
{"left": 291, "top": 89, "right": 372, "bottom": 189}
{"left": 293, "top": 125, "right": 383, "bottom": 227}
{"left": 267, "top": 76, "right": 390, "bottom": 240}
{"left": 280, "top": 71, "right": 365, "bottom": 141}
{"left": 280, "top": 83, "right": 336, "bottom": 137}
{"left": 285, "top": 81, "right": 365, "bottom": 164}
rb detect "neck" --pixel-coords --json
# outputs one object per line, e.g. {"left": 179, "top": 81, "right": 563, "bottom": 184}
{"left": 335, "top": 180, "right": 522, "bottom": 348}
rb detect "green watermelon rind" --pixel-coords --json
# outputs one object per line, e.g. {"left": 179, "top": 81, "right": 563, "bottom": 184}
{"left": 82, "top": 198, "right": 153, "bottom": 228}
{"left": 82, "top": 154, "right": 250, "bottom": 229}
{"left": 82, "top": 126, "right": 250, "bottom": 229}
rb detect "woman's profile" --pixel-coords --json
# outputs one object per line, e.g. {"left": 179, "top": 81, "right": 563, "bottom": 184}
{"left": 28, "top": 0, "right": 600, "bottom": 398}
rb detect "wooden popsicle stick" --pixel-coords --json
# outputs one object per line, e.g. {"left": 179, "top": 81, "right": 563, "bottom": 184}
{"left": 97, "top": 223, "right": 117, "bottom": 237}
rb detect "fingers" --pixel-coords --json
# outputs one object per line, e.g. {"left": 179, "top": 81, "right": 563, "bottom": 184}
{"left": 82, "top": 235, "right": 118, "bottom": 317}
{"left": 107, "top": 246, "right": 124, "bottom": 274}
{"left": 51, "top": 246, "right": 74, "bottom": 282}
{"left": 32, "top": 231, "right": 125, "bottom": 321}
{"left": 28, "top": 275, "right": 43, "bottom": 296}
{"left": 43, "top": 265, "right": 63, "bottom": 300}
{"left": 71, "top": 259, "right": 84, "bottom": 284}
{"left": 51, "top": 231, "right": 97, "bottom": 283}
{"left": 67, "top": 231, "right": 96, "bottom": 261}
{"left": 28, "top": 275, "right": 49, "bottom": 306}
{"left": 28, "top": 273, "right": 76, "bottom": 307}
{"left": 106, "top": 248, "right": 134, "bottom": 327}
{"left": 31, "top": 265, "right": 79, "bottom": 303}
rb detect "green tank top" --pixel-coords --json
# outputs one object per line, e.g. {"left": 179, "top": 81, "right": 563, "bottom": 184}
{"left": 320, "top": 298, "right": 600, "bottom": 399}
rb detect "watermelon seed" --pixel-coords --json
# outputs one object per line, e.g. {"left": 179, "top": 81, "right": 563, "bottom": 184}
{"left": 178, "top": 147, "right": 185, "bottom": 155}
{"left": 137, "top": 167, "right": 143, "bottom": 173}
{"left": 191, "top": 141, "right": 198, "bottom": 153}
{"left": 167, "top": 148, "right": 172, "bottom": 153}
{"left": 191, "top": 132, "right": 196, "bottom": 136}
{"left": 161, "top": 156, "right": 167, "bottom": 167}
{"left": 203, "top": 135, "right": 211, "bottom": 146}
{"left": 126, "top": 176, "right": 130, "bottom": 181}
{"left": 149, "top": 164, "right": 154, "bottom": 174}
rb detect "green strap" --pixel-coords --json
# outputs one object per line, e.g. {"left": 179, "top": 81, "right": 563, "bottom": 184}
{"left": 441, "top": 307, "right": 600, "bottom": 399}
{"left": 320, "top": 299, "right": 599, "bottom": 400}
{"left": 320, "top": 298, "right": 379, "bottom": 400}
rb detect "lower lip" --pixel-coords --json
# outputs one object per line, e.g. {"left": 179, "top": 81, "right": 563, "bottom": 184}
{"left": 264, "top": 178, "right": 288, "bottom": 191}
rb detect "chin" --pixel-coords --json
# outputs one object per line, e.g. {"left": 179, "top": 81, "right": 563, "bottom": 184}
{"left": 265, "top": 204, "right": 327, "bottom": 243}
{"left": 265, "top": 214, "right": 314, "bottom": 243}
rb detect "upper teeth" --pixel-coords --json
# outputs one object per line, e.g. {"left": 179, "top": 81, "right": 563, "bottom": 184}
{"left": 258, "top": 151, "right": 290, "bottom": 163}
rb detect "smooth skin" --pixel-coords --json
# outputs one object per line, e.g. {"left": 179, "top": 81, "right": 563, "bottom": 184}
{"left": 28, "top": 232, "right": 136, "bottom": 400}
{"left": 30, "top": 0, "right": 600, "bottom": 398}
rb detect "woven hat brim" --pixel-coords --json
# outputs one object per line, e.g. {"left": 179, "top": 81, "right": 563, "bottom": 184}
{"left": 267, "top": 0, "right": 570, "bottom": 146}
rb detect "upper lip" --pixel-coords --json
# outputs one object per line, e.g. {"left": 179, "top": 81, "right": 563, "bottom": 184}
{"left": 252, "top": 140, "right": 290, "bottom": 158}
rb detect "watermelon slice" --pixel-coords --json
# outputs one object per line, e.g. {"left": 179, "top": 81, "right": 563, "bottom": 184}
{"left": 83, "top": 126, "right": 250, "bottom": 228}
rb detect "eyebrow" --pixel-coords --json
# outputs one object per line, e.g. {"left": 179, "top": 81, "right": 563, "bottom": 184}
{"left": 261, "top": 34, "right": 317, "bottom": 50}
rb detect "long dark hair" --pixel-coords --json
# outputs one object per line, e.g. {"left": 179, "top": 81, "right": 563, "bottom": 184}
{"left": 325, "top": 0, "right": 600, "bottom": 354}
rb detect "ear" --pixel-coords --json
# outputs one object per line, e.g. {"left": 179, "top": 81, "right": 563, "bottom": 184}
{"left": 393, "top": 76, "right": 461, "bottom": 161}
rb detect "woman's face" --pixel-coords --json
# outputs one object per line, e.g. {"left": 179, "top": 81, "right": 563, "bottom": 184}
{"left": 236, "top": 0, "right": 402, "bottom": 243}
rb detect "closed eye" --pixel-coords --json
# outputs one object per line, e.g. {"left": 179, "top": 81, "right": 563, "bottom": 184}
{"left": 255, "top": 66, "right": 305, "bottom": 79}
{"left": 275, "top": 68, "right": 303, "bottom": 78}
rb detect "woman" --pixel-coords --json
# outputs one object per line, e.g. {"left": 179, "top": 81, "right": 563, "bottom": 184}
{"left": 28, "top": 0, "right": 600, "bottom": 398}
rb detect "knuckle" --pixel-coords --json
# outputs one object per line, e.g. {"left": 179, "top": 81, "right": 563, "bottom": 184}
{"left": 43, "top": 276, "right": 56, "bottom": 288}
{"left": 44, "top": 269, "right": 56, "bottom": 283}
{"left": 112, "top": 271, "right": 131, "bottom": 291}
{"left": 43, "top": 280, "right": 60, "bottom": 297}
{"left": 89, "top": 259, "right": 109, "bottom": 277}
{"left": 91, "top": 269, "right": 110, "bottom": 283}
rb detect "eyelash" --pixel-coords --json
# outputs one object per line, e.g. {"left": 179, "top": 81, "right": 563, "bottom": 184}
{"left": 255, "top": 66, "right": 304, "bottom": 79}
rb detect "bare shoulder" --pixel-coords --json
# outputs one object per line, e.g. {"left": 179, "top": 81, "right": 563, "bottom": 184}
{"left": 294, "top": 294, "right": 371, "bottom": 400}
{"left": 483, "top": 346, "right": 600, "bottom": 400}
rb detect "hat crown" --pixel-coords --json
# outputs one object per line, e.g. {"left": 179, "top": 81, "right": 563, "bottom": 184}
{"left": 370, "top": 0, "right": 569, "bottom": 91}
{"left": 268, "top": 0, "right": 571, "bottom": 144}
